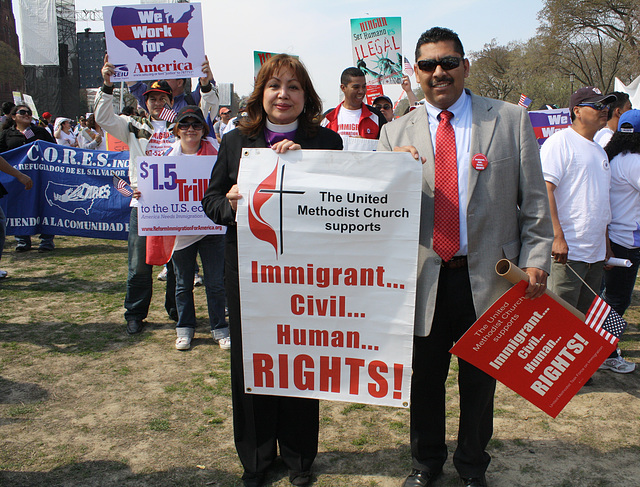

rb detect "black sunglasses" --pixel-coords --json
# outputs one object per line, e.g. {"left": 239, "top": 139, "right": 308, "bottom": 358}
{"left": 178, "top": 121, "right": 204, "bottom": 130}
{"left": 16, "top": 109, "right": 32, "bottom": 116}
{"left": 374, "top": 104, "right": 392, "bottom": 110}
{"left": 577, "top": 102, "right": 609, "bottom": 111}
{"left": 417, "top": 56, "right": 463, "bottom": 72}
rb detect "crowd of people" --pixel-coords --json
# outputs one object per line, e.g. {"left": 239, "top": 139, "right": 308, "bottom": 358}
{"left": 1, "top": 23, "right": 638, "bottom": 487}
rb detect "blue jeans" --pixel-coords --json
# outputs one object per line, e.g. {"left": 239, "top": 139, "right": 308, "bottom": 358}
{"left": 124, "top": 207, "right": 176, "bottom": 322}
{"left": 16, "top": 234, "right": 55, "bottom": 250}
{"left": 603, "top": 241, "right": 640, "bottom": 317}
{"left": 171, "top": 234, "right": 227, "bottom": 337}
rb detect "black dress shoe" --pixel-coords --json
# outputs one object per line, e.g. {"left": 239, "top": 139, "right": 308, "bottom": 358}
{"left": 126, "top": 319, "right": 144, "bottom": 335}
{"left": 242, "top": 471, "right": 264, "bottom": 487}
{"left": 403, "top": 468, "right": 442, "bottom": 487}
{"left": 460, "top": 475, "right": 487, "bottom": 487}
{"left": 289, "top": 470, "right": 311, "bottom": 485}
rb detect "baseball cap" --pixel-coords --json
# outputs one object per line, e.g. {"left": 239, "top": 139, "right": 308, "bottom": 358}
{"left": 372, "top": 95, "right": 392, "bottom": 106}
{"left": 175, "top": 105, "right": 206, "bottom": 125}
{"left": 42, "top": 111, "right": 52, "bottom": 119}
{"left": 143, "top": 80, "right": 173, "bottom": 100}
{"left": 617, "top": 109, "right": 640, "bottom": 133}
{"left": 570, "top": 87, "right": 617, "bottom": 111}
{"left": 219, "top": 107, "right": 230, "bottom": 115}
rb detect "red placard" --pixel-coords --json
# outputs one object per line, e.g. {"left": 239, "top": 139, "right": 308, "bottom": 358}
{"left": 450, "top": 281, "right": 616, "bottom": 417}
{"left": 365, "top": 84, "right": 384, "bottom": 106}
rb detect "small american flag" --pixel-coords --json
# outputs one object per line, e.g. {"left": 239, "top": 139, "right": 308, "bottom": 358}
{"left": 403, "top": 56, "right": 414, "bottom": 76}
{"left": 113, "top": 174, "right": 133, "bottom": 197}
{"left": 584, "top": 296, "right": 627, "bottom": 345}
{"left": 158, "top": 104, "right": 177, "bottom": 123}
{"left": 518, "top": 94, "right": 532, "bottom": 108}
{"left": 23, "top": 127, "right": 35, "bottom": 139}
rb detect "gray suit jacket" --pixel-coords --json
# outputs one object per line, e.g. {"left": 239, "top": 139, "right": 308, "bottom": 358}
{"left": 378, "top": 90, "right": 553, "bottom": 336}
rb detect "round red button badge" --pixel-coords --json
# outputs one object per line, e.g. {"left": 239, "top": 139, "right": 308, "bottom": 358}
{"left": 472, "top": 153, "right": 488, "bottom": 171}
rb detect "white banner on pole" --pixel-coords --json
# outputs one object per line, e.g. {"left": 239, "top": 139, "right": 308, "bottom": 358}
{"left": 17, "top": 0, "right": 59, "bottom": 66}
{"left": 236, "top": 149, "right": 421, "bottom": 407}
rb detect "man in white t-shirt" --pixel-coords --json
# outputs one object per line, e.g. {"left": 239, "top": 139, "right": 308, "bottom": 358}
{"left": 594, "top": 91, "right": 631, "bottom": 148}
{"left": 321, "top": 67, "right": 387, "bottom": 148}
{"left": 213, "top": 107, "right": 231, "bottom": 143}
{"left": 541, "top": 86, "right": 616, "bottom": 314}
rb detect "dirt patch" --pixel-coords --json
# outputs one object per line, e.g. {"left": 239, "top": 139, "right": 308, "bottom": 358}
{"left": 1, "top": 237, "right": 639, "bottom": 486}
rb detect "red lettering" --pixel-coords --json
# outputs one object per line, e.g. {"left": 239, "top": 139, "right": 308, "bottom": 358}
{"left": 345, "top": 357, "right": 365, "bottom": 394}
{"left": 291, "top": 294, "right": 304, "bottom": 315}
{"left": 293, "top": 354, "right": 314, "bottom": 390}
{"left": 319, "top": 356, "right": 341, "bottom": 393}
{"left": 368, "top": 360, "right": 388, "bottom": 398}
{"left": 279, "top": 354, "right": 289, "bottom": 388}
{"left": 253, "top": 353, "right": 274, "bottom": 387}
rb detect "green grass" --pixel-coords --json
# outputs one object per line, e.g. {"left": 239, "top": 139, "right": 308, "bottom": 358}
{"left": 148, "top": 418, "right": 170, "bottom": 431}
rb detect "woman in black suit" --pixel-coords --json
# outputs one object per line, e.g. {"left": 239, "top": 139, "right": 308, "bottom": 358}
{"left": 202, "top": 54, "right": 342, "bottom": 487}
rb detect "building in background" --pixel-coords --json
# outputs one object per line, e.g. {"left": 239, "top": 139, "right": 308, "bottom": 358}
{"left": 0, "top": 0, "right": 23, "bottom": 103}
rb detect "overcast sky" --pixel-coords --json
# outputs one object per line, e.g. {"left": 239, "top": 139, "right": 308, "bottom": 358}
{"left": 22, "top": 0, "right": 545, "bottom": 109}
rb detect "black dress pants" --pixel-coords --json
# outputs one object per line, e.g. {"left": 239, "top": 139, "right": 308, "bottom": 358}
{"left": 410, "top": 264, "right": 496, "bottom": 478}
{"left": 225, "top": 238, "right": 319, "bottom": 478}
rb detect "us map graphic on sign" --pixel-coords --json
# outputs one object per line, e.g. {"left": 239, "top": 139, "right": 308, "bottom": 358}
{"left": 111, "top": 6, "right": 193, "bottom": 61}
{"left": 237, "top": 149, "right": 422, "bottom": 408}
{"left": 103, "top": 3, "right": 205, "bottom": 82}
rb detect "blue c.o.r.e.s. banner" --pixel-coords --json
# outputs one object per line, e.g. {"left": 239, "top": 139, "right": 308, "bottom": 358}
{"left": 0, "top": 141, "right": 131, "bottom": 240}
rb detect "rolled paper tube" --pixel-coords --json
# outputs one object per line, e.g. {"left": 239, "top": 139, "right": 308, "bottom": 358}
{"left": 605, "top": 257, "right": 633, "bottom": 268}
{"left": 495, "top": 259, "right": 585, "bottom": 321}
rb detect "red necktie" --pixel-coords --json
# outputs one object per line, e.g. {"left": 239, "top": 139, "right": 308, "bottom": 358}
{"left": 433, "top": 110, "right": 460, "bottom": 262}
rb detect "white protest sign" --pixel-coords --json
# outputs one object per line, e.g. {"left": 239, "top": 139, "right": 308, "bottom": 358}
{"left": 136, "top": 155, "right": 225, "bottom": 236}
{"left": 103, "top": 3, "right": 205, "bottom": 82}
{"left": 236, "top": 149, "right": 421, "bottom": 407}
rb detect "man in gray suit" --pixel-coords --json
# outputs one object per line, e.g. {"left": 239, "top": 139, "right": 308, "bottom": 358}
{"left": 378, "top": 27, "right": 552, "bottom": 487}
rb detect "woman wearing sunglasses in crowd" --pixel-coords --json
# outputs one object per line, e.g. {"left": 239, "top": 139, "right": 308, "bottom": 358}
{"left": 0, "top": 104, "right": 54, "bottom": 152}
{"left": 0, "top": 104, "right": 56, "bottom": 252}
{"left": 202, "top": 54, "right": 342, "bottom": 487}
{"left": 138, "top": 105, "right": 229, "bottom": 351}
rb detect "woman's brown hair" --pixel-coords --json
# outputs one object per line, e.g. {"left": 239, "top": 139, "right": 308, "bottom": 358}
{"left": 240, "top": 54, "right": 322, "bottom": 138}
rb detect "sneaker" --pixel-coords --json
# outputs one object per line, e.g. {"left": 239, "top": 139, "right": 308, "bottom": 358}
{"left": 175, "top": 335, "right": 192, "bottom": 350}
{"left": 0, "top": 270, "right": 7, "bottom": 279}
{"left": 215, "top": 335, "right": 231, "bottom": 350}
{"left": 194, "top": 272, "right": 203, "bottom": 287}
{"left": 599, "top": 355, "right": 636, "bottom": 373}
{"left": 157, "top": 266, "right": 168, "bottom": 281}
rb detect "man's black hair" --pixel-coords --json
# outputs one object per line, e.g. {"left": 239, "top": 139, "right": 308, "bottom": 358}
{"left": 340, "top": 67, "right": 366, "bottom": 86}
{"left": 606, "top": 91, "right": 630, "bottom": 119}
{"left": 415, "top": 27, "right": 465, "bottom": 61}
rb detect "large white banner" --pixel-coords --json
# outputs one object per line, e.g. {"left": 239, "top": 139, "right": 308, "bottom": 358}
{"left": 136, "top": 155, "right": 225, "bottom": 236}
{"left": 103, "top": 2, "right": 205, "bottom": 82}
{"left": 17, "top": 0, "right": 59, "bottom": 66}
{"left": 615, "top": 75, "right": 640, "bottom": 112}
{"left": 237, "top": 149, "right": 421, "bottom": 407}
